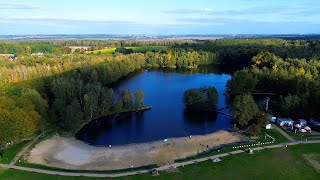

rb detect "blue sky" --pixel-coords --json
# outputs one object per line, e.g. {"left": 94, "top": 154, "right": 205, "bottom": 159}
{"left": 1, "top": 0, "right": 320, "bottom": 34}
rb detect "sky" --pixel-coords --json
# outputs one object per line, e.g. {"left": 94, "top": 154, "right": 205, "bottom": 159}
{"left": 0, "top": 0, "right": 320, "bottom": 35}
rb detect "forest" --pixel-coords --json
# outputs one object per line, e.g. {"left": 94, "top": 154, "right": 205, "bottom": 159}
{"left": 1, "top": 38, "right": 320, "bottom": 144}
{"left": 0, "top": 42, "right": 216, "bottom": 144}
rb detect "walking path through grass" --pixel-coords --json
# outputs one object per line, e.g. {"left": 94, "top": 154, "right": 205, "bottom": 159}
{"left": 271, "top": 124, "right": 296, "bottom": 142}
{"left": 1, "top": 140, "right": 320, "bottom": 178}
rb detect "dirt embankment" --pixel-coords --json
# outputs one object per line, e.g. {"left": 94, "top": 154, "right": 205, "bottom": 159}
{"left": 26, "top": 130, "right": 247, "bottom": 170}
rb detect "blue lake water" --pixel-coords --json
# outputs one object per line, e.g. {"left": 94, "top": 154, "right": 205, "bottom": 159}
{"left": 76, "top": 66, "right": 233, "bottom": 146}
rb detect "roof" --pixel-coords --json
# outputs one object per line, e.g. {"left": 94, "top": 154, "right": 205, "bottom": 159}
{"left": 310, "top": 119, "right": 320, "bottom": 126}
{"left": 268, "top": 114, "right": 276, "bottom": 119}
{"left": 278, "top": 118, "right": 294, "bottom": 122}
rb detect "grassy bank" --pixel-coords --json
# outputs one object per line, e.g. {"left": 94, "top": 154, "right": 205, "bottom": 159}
{"left": 0, "top": 140, "right": 30, "bottom": 164}
{"left": 175, "top": 128, "right": 288, "bottom": 163}
{"left": 1, "top": 143, "right": 320, "bottom": 179}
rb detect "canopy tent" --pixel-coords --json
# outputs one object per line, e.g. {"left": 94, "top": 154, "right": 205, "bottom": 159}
{"left": 304, "top": 126, "right": 312, "bottom": 133}
{"left": 277, "top": 118, "right": 294, "bottom": 127}
{"left": 298, "top": 119, "right": 307, "bottom": 126}
{"left": 268, "top": 115, "right": 277, "bottom": 123}
{"left": 310, "top": 119, "right": 320, "bottom": 126}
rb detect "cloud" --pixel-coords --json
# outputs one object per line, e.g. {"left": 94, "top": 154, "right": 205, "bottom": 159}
{"left": 163, "top": 8, "right": 213, "bottom": 14}
{"left": 176, "top": 17, "right": 319, "bottom": 24}
{"left": 0, "top": 16, "right": 135, "bottom": 26}
{"left": 164, "top": 3, "right": 320, "bottom": 17}
{"left": 0, "top": 2, "right": 39, "bottom": 9}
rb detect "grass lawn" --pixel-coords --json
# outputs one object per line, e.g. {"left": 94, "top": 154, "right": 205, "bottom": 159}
{"left": 260, "top": 128, "right": 289, "bottom": 143}
{"left": 16, "top": 160, "right": 157, "bottom": 175}
{"left": 85, "top": 46, "right": 166, "bottom": 55}
{"left": 289, "top": 133, "right": 320, "bottom": 141}
{"left": 0, "top": 170, "right": 99, "bottom": 180}
{"left": 175, "top": 128, "right": 288, "bottom": 163}
{"left": 1, "top": 143, "right": 320, "bottom": 179}
{"left": 0, "top": 140, "right": 30, "bottom": 164}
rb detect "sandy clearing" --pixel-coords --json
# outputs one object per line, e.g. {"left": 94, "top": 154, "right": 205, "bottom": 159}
{"left": 26, "top": 130, "right": 247, "bottom": 170}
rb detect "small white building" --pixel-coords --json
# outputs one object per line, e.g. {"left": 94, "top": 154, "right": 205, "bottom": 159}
{"left": 31, "top": 52, "right": 44, "bottom": 56}
{"left": 265, "top": 124, "right": 272, "bottom": 129}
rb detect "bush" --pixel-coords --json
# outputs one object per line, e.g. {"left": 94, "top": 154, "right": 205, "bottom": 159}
{"left": 232, "top": 124, "right": 239, "bottom": 132}
{"left": 246, "top": 123, "right": 261, "bottom": 136}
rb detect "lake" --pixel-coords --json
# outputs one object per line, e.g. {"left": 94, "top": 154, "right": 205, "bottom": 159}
{"left": 76, "top": 66, "right": 233, "bottom": 146}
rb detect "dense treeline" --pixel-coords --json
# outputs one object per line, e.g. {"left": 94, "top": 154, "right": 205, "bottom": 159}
{"left": 0, "top": 50, "right": 216, "bottom": 84}
{"left": 0, "top": 40, "right": 193, "bottom": 55}
{"left": 228, "top": 51, "right": 320, "bottom": 118}
{"left": 173, "top": 39, "right": 320, "bottom": 69}
{"left": 184, "top": 86, "right": 218, "bottom": 111}
{"left": 51, "top": 77, "right": 144, "bottom": 133}
{"left": 0, "top": 88, "right": 47, "bottom": 144}
{"left": 0, "top": 46, "right": 215, "bottom": 143}
{"left": 0, "top": 42, "right": 61, "bottom": 54}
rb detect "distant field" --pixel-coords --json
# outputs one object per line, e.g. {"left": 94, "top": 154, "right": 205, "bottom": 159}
{"left": 85, "top": 46, "right": 166, "bottom": 55}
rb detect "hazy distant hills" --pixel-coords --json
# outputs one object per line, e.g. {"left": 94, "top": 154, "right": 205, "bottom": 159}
{"left": 1, "top": 34, "right": 320, "bottom": 40}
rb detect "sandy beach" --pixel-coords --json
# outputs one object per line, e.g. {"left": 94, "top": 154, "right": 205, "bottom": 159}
{"left": 26, "top": 130, "right": 247, "bottom": 170}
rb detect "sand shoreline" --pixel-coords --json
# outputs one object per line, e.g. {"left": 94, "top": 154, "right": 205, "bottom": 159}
{"left": 26, "top": 130, "right": 248, "bottom": 170}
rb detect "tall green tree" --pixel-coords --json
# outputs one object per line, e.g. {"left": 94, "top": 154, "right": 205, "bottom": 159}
{"left": 134, "top": 89, "right": 144, "bottom": 108}
{"left": 232, "top": 94, "right": 259, "bottom": 127}
{"left": 120, "top": 90, "right": 133, "bottom": 109}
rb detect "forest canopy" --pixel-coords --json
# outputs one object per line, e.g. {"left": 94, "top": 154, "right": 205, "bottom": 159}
{"left": 184, "top": 86, "right": 218, "bottom": 111}
{"left": 1, "top": 38, "right": 320, "bottom": 144}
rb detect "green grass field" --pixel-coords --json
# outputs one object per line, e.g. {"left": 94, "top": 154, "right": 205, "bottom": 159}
{"left": 175, "top": 128, "right": 288, "bottom": 163}
{"left": 85, "top": 46, "right": 166, "bottom": 55}
{"left": 1, "top": 143, "right": 320, "bottom": 179}
{"left": 0, "top": 140, "right": 30, "bottom": 164}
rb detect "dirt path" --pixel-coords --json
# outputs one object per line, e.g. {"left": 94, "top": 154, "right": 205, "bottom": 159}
{"left": 1, "top": 140, "right": 320, "bottom": 178}
{"left": 271, "top": 124, "right": 296, "bottom": 142}
{"left": 26, "top": 131, "right": 246, "bottom": 170}
{"left": 10, "top": 132, "right": 47, "bottom": 165}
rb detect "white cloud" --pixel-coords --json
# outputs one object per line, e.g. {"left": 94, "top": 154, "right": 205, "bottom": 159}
{"left": 0, "top": 1, "right": 39, "bottom": 9}
{"left": 163, "top": 8, "right": 214, "bottom": 14}
{"left": 0, "top": 15, "right": 135, "bottom": 25}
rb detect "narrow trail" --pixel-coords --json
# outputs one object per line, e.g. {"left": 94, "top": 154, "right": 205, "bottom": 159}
{"left": 271, "top": 124, "right": 296, "bottom": 142}
{"left": 10, "top": 131, "right": 47, "bottom": 165}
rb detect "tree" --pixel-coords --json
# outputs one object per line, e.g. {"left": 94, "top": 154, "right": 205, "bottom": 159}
{"left": 63, "top": 99, "right": 82, "bottom": 131}
{"left": 134, "top": 89, "right": 144, "bottom": 108}
{"left": 120, "top": 90, "right": 133, "bottom": 109}
{"left": 280, "top": 94, "right": 301, "bottom": 117}
{"left": 264, "top": 97, "right": 271, "bottom": 112}
{"left": 227, "top": 69, "right": 258, "bottom": 94}
{"left": 184, "top": 86, "right": 218, "bottom": 111}
{"left": 100, "top": 88, "right": 114, "bottom": 115}
{"left": 247, "top": 123, "right": 261, "bottom": 136}
{"left": 232, "top": 94, "right": 259, "bottom": 127}
{"left": 206, "top": 86, "right": 218, "bottom": 108}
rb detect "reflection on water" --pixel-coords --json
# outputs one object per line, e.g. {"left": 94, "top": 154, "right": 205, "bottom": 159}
{"left": 76, "top": 65, "right": 233, "bottom": 146}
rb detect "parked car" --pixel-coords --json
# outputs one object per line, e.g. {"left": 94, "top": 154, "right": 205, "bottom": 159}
{"left": 310, "top": 119, "right": 320, "bottom": 131}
